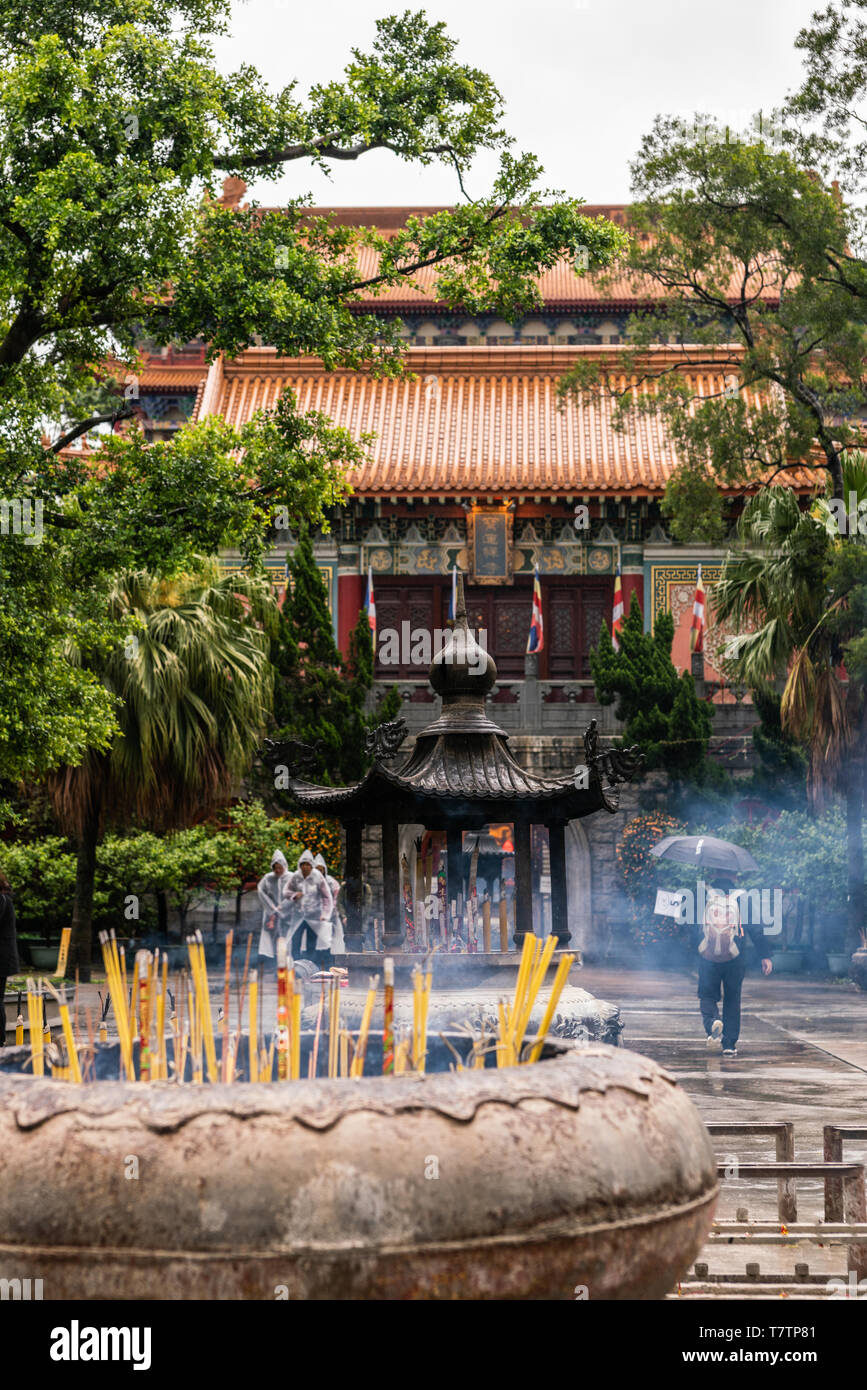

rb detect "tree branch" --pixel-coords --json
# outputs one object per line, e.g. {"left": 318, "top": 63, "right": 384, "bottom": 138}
{"left": 342, "top": 201, "right": 509, "bottom": 294}
{"left": 47, "top": 408, "right": 136, "bottom": 454}
{"left": 215, "top": 135, "right": 458, "bottom": 172}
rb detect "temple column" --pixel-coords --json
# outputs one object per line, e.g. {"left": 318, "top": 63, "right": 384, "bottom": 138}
{"left": 548, "top": 821, "right": 571, "bottom": 947}
{"left": 382, "top": 817, "right": 404, "bottom": 950}
{"left": 514, "top": 817, "right": 533, "bottom": 947}
{"left": 343, "top": 820, "right": 364, "bottom": 952}
{"left": 337, "top": 572, "right": 366, "bottom": 659}
{"left": 446, "top": 826, "right": 463, "bottom": 919}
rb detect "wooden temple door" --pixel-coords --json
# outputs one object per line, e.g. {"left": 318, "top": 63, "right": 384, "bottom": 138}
{"left": 464, "top": 582, "right": 531, "bottom": 680}
{"left": 373, "top": 581, "right": 439, "bottom": 679}
{"left": 546, "top": 579, "right": 609, "bottom": 681}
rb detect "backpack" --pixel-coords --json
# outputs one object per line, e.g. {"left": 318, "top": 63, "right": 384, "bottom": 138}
{"left": 699, "top": 890, "right": 742, "bottom": 961}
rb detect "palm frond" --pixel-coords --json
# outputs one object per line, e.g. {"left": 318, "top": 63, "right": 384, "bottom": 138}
{"left": 51, "top": 563, "right": 275, "bottom": 835}
{"left": 781, "top": 646, "right": 816, "bottom": 741}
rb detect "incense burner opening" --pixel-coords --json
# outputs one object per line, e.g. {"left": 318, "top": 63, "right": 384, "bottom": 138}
{"left": 0, "top": 1038, "right": 717, "bottom": 1300}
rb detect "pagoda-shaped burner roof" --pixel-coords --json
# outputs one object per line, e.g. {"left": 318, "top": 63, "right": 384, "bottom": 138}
{"left": 265, "top": 574, "right": 639, "bottom": 828}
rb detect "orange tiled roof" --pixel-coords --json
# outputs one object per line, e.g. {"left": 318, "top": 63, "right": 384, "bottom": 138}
{"left": 135, "top": 365, "right": 207, "bottom": 390}
{"left": 186, "top": 345, "right": 811, "bottom": 497}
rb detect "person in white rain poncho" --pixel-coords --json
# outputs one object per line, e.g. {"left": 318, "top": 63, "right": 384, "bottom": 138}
{"left": 256, "top": 850, "right": 294, "bottom": 965}
{"left": 314, "top": 853, "right": 345, "bottom": 956}
{"left": 283, "top": 849, "right": 334, "bottom": 966}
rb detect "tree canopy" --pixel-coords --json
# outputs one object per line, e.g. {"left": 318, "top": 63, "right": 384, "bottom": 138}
{"left": 0, "top": 1, "right": 627, "bottom": 792}
{"left": 556, "top": 0, "right": 867, "bottom": 542}
{"left": 590, "top": 594, "right": 715, "bottom": 781}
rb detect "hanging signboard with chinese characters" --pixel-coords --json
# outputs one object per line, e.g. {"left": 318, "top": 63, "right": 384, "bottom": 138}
{"left": 466, "top": 506, "right": 514, "bottom": 585}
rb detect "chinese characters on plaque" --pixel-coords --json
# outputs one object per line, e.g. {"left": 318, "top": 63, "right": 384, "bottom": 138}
{"left": 467, "top": 508, "right": 514, "bottom": 585}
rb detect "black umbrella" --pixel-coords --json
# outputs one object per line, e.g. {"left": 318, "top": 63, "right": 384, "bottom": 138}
{"left": 649, "top": 835, "right": 759, "bottom": 874}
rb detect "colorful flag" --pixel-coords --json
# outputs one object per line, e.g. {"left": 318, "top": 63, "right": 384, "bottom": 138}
{"left": 612, "top": 563, "right": 624, "bottom": 652}
{"left": 527, "top": 565, "right": 544, "bottom": 653}
{"left": 690, "top": 564, "right": 705, "bottom": 654}
{"left": 364, "top": 565, "right": 376, "bottom": 640}
{"left": 448, "top": 563, "right": 457, "bottom": 621}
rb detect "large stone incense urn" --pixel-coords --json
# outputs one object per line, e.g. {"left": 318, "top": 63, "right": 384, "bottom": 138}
{"left": 0, "top": 1039, "right": 717, "bottom": 1300}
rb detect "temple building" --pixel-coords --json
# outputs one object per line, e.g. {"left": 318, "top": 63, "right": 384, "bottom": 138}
{"left": 120, "top": 200, "right": 813, "bottom": 951}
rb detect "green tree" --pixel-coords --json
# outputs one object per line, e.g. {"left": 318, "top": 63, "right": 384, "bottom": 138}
{"left": 272, "top": 527, "right": 353, "bottom": 785}
{"left": 0, "top": 1, "right": 626, "bottom": 784}
{"left": 714, "top": 472, "right": 867, "bottom": 950}
{"left": 590, "top": 594, "right": 715, "bottom": 780}
{"left": 48, "top": 566, "right": 276, "bottom": 977}
{"left": 559, "top": 122, "right": 863, "bottom": 541}
{"left": 785, "top": 0, "right": 867, "bottom": 193}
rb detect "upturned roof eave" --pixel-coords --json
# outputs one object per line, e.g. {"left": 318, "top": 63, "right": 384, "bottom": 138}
{"left": 285, "top": 766, "right": 612, "bottom": 822}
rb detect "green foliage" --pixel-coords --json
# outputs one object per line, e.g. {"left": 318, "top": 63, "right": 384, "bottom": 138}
{"left": 0, "top": 2, "right": 626, "bottom": 784}
{"left": 590, "top": 593, "right": 714, "bottom": 778}
{"left": 211, "top": 800, "right": 302, "bottom": 886}
{"left": 703, "top": 809, "right": 860, "bottom": 948}
{"left": 346, "top": 607, "right": 403, "bottom": 747}
{"left": 0, "top": 803, "right": 306, "bottom": 939}
{"left": 785, "top": 0, "right": 867, "bottom": 190}
{"left": 0, "top": 837, "right": 76, "bottom": 937}
{"left": 56, "top": 565, "right": 277, "bottom": 834}
{"left": 272, "top": 527, "right": 357, "bottom": 785}
{"left": 44, "top": 564, "right": 277, "bottom": 972}
{"left": 559, "top": 104, "right": 866, "bottom": 540}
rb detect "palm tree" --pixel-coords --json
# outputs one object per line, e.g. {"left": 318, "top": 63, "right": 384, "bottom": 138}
{"left": 50, "top": 563, "right": 277, "bottom": 978}
{"left": 714, "top": 459, "right": 867, "bottom": 951}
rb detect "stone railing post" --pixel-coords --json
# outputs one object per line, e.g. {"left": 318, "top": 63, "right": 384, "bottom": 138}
{"left": 522, "top": 652, "right": 542, "bottom": 733}
{"left": 691, "top": 650, "right": 706, "bottom": 697}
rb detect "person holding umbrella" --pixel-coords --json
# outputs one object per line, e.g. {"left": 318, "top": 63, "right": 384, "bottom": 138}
{"left": 651, "top": 836, "right": 773, "bottom": 1058}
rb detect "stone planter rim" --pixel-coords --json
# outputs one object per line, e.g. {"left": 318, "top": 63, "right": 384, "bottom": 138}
{"left": 0, "top": 1038, "right": 679, "bottom": 1136}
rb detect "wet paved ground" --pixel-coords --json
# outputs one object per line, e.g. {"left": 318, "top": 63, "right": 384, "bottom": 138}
{"left": 580, "top": 964, "right": 867, "bottom": 1288}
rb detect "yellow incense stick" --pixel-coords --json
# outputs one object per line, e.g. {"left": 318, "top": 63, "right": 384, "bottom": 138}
{"left": 513, "top": 934, "right": 557, "bottom": 1056}
{"left": 188, "top": 982, "right": 201, "bottom": 1083}
{"left": 27, "top": 981, "right": 44, "bottom": 1077}
{"left": 101, "top": 932, "right": 133, "bottom": 1079}
{"left": 155, "top": 982, "right": 166, "bottom": 1082}
{"left": 57, "top": 992, "right": 82, "bottom": 1084}
{"left": 328, "top": 972, "right": 341, "bottom": 1079}
{"left": 419, "top": 963, "right": 432, "bottom": 1074}
{"left": 351, "top": 975, "right": 378, "bottom": 1078}
{"left": 528, "top": 954, "right": 575, "bottom": 1064}
{"left": 248, "top": 978, "right": 259, "bottom": 1083}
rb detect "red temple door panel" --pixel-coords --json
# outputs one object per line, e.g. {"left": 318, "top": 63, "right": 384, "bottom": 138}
{"left": 373, "top": 582, "right": 438, "bottom": 680}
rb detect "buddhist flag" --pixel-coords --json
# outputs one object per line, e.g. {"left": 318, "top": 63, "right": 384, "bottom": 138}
{"left": 611, "top": 563, "right": 624, "bottom": 652}
{"left": 690, "top": 564, "right": 705, "bottom": 654}
{"left": 448, "top": 564, "right": 457, "bottom": 621}
{"left": 527, "top": 565, "right": 544, "bottom": 653}
{"left": 365, "top": 565, "right": 376, "bottom": 641}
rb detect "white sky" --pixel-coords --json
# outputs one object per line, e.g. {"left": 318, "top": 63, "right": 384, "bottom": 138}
{"left": 215, "top": 0, "right": 822, "bottom": 208}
